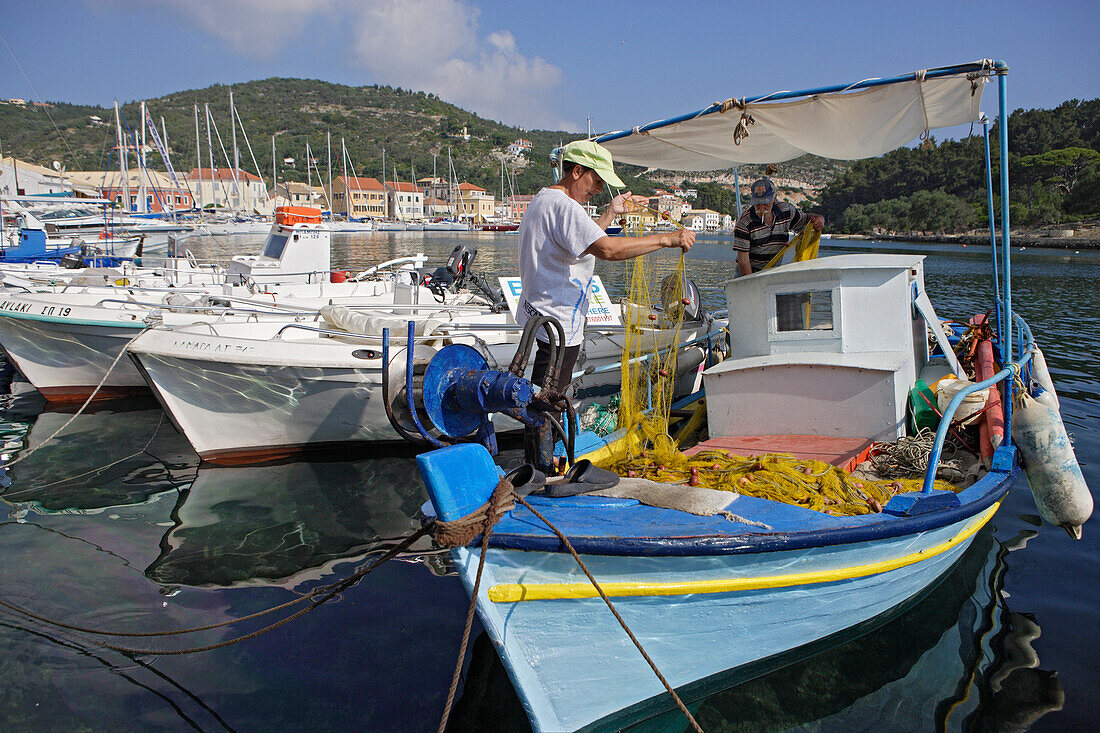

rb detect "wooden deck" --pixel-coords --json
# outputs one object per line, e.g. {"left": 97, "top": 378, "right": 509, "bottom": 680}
{"left": 685, "top": 434, "right": 875, "bottom": 472}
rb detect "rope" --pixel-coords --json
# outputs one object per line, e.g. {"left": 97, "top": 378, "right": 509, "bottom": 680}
{"left": 515, "top": 495, "right": 704, "bottom": 733}
{"left": 915, "top": 69, "right": 932, "bottom": 142}
{"left": 2, "top": 327, "right": 150, "bottom": 469}
{"left": 434, "top": 477, "right": 515, "bottom": 733}
{"left": 3, "top": 526, "right": 430, "bottom": 654}
{"left": 870, "top": 427, "right": 962, "bottom": 480}
{"left": 2, "top": 412, "right": 166, "bottom": 496}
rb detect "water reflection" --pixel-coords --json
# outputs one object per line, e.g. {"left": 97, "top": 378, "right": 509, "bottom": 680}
{"left": 147, "top": 456, "right": 430, "bottom": 588}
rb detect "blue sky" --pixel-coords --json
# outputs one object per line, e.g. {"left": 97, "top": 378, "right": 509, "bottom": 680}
{"left": 3, "top": 0, "right": 1098, "bottom": 135}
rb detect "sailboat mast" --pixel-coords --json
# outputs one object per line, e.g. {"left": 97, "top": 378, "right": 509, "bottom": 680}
{"left": 230, "top": 90, "right": 240, "bottom": 196}
{"left": 272, "top": 136, "right": 277, "bottom": 204}
{"left": 194, "top": 105, "right": 202, "bottom": 210}
{"left": 327, "top": 131, "right": 332, "bottom": 213}
{"left": 341, "top": 138, "right": 349, "bottom": 218}
{"left": 139, "top": 101, "right": 148, "bottom": 213}
{"left": 306, "top": 141, "right": 312, "bottom": 191}
{"left": 205, "top": 104, "right": 218, "bottom": 213}
{"left": 115, "top": 100, "right": 130, "bottom": 212}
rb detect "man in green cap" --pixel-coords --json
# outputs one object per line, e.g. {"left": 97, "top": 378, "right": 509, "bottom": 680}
{"left": 517, "top": 139, "right": 695, "bottom": 392}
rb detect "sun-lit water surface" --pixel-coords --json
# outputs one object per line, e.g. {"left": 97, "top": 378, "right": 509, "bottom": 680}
{"left": 0, "top": 232, "right": 1096, "bottom": 732}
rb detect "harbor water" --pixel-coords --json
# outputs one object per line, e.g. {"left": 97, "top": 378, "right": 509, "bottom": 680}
{"left": 0, "top": 232, "right": 1096, "bottom": 732}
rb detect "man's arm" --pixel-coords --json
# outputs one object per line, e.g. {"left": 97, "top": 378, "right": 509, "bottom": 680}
{"left": 586, "top": 228, "right": 694, "bottom": 261}
{"left": 737, "top": 250, "right": 752, "bottom": 276}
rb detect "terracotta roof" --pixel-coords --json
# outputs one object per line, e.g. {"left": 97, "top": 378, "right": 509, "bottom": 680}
{"left": 338, "top": 176, "right": 385, "bottom": 191}
{"left": 188, "top": 168, "right": 263, "bottom": 183}
{"left": 458, "top": 182, "right": 486, "bottom": 191}
{"left": 389, "top": 181, "right": 422, "bottom": 193}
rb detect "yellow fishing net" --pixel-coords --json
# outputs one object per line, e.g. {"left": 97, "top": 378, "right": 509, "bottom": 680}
{"left": 598, "top": 217, "right": 958, "bottom": 516}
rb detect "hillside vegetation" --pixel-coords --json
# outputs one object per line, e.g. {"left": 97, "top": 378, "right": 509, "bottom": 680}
{"left": 818, "top": 98, "right": 1100, "bottom": 232}
{"left": 2, "top": 80, "right": 1095, "bottom": 231}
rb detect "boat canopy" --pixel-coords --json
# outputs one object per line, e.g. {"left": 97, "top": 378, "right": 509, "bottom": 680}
{"left": 596, "top": 61, "right": 997, "bottom": 170}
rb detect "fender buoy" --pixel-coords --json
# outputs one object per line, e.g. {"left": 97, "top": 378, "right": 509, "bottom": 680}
{"left": 1012, "top": 392, "right": 1093, "bottom": 539}
{"left": 1030, "top": 347, "right": 1059, "bottom": 410}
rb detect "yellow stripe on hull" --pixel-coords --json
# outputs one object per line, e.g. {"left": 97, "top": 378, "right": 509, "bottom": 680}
{"left": 487, "top": 502, "right": 1000, "bottom": 603}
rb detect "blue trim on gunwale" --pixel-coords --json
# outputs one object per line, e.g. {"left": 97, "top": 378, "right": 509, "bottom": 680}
{"left": 475, "top": 462, "right": 1019, "bottom": 557}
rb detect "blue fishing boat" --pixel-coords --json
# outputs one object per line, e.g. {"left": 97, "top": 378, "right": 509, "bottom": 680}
{"left": 406, "top": 60, "right": 1092, "bottom": 732}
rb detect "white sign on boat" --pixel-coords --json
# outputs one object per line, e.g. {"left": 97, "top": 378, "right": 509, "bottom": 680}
{"left": 498, "top": 275, "right": 622, "bottom": 326}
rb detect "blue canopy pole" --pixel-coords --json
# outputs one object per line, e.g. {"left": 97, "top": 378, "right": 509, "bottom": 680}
{"left": 733, "top": 167, "right": 742, "bottom": 218}
{"left": 996, "top": 63, "right": 1014, "bottom": 446}
{"left": 982, "top": 118, "right": 1002, "bottom": 344}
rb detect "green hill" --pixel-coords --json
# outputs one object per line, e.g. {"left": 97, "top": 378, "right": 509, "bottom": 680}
{"left": 0, "top": 78, "right": 648, "bottom": 199}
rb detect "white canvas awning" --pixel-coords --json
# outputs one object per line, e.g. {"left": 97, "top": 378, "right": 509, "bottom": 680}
{"left": 598, "top": 63, "right": 993, "bottom": 171}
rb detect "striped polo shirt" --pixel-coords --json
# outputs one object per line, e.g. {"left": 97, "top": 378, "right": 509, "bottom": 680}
{"left": 732, "top": 201, "right": 808, "bottom": 272}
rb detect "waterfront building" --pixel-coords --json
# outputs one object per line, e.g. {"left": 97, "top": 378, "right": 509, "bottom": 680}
{"left": 682, "top": 208, "right": 722, "bottom": 231}
{"left": 274, "top": 181, "right": 317, "bottom": 208}
{"left": 183, "top": 168, "right": 269, "bottom": 213}
{"left": 389, "top": 181, "right": 424, "bottom": 220}
{"left": 66, "top": 169, "right": 194, "bottom": 212}
{"left": 0, "top": 157, "right": 69, "bottom": 197}
{"left": 332, "top": 176, "right": 387, "bottom": 218}
{"left": 424, "top": 196, "right": 452, "bottom": 218}
{"left": 417, "top": 176, "right": 451, "bottom": 202}
{"left": 511, "top": 194, "right": 534, "bottom": 219}
{"left": 456, "top": 182, "right": 495, "bottom": 221}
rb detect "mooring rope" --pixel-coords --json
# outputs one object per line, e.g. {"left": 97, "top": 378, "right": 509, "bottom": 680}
{"left": 515, "top": 495, "right": 705, "bottom": 733}
{"left": 1, "top": 526, "right": 431, "bottom": 654}
{"left": 430, "top": 478, "right": 704, "bottom": 733}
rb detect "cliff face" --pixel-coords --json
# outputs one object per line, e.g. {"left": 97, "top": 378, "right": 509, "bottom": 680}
{"left": 649, "top": 156, "right": 851, "bottom": 207}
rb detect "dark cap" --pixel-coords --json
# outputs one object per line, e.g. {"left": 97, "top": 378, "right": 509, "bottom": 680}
{"left": 749, "top": 178, "right": 776, "bottom": 206}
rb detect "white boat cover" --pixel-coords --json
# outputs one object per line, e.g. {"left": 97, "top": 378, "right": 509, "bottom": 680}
{"left": 319, "top": 304, "right": 443, "bottom": 337}
{"left": 600, "top": 67, "right": 990, "bottom": 170}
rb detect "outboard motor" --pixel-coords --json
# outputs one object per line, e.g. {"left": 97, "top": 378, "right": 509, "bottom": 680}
{"left": 418, "top": 244, "right": 507, "bottom": 312}
{"left": 60, "top": 252, "right": 85, "bottom": 269}
{"left": 382, "top": 316, "right": 574, "bottom": 474}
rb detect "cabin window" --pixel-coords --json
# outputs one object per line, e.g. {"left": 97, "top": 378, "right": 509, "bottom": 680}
{"left": 263, "top": 232, "right": 289, "bottom": 259}
{"left": 775, "top": 290, "right": 834, "bottom": 332}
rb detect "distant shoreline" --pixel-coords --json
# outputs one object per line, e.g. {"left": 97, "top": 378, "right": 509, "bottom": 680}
{"left": 829, "top": 232, "right": 1100, "bottom": 250}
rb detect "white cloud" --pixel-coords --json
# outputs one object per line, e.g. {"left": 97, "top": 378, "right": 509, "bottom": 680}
{"left": 147, "top": 0, "right": 339, "bottom": 61}
{"left": 350, "top": 0, "right": 575, "bottom": 130}
{"left": 125, "top": 0, "right": 575, "bottom": 129}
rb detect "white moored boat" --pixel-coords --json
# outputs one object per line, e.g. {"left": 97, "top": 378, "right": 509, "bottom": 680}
{"left": 0, "top": 208, "right": 433, "bottom": 402}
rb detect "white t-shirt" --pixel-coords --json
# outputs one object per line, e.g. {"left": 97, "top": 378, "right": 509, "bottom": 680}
{"left": 516, "top": 187, "right": 607, "bottom": 346}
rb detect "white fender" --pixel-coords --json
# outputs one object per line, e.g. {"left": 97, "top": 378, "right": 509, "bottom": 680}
{"left": 1030, "top": 347, "right": 1060, "bottom": 410}
{"left": 1012, "top": 392, "right": 1093, "bottom": 539}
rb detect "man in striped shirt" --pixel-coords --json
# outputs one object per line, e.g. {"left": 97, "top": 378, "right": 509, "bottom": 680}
{"left": 733, "top": 177, "right": 824, "bottom": 276}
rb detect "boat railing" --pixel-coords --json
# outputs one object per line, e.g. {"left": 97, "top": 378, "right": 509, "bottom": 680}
{"left": 921, "top": 312, "right": 1035, "bottom": 493}
{"left": 272, "top": 322, "right": 494, "bottom": 344}
{"left": 350, "top": 254, "right": 428, "bottom": 280}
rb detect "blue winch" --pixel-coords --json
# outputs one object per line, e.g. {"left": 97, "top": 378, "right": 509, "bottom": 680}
{"left": 382, "top": 317, "right": 575, "bottom": 474}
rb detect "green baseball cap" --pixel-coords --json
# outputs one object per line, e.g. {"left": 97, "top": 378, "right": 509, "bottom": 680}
{"left": 560, "top": 140, "right": 625, "bottom": 188}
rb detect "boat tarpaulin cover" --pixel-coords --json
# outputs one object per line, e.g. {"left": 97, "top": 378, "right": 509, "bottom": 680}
{"left": 600, "top": 70, "right": 988, "bottom": 170}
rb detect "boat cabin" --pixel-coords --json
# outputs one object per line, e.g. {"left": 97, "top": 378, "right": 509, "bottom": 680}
{"left": 227, "top": 208, "right": 331, "bottom": 286}
{"left": 703, "top": 254, "right": 939, "bottom": 446}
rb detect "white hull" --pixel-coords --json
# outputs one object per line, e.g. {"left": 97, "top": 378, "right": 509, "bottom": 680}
{"left": 128, "top": 319, "right": 717, "bottom": 463}
{"left": 0, "top": 313, "right": 147, "bottom": 400}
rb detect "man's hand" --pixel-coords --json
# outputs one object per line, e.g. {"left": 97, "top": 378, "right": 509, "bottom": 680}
{"left": 609, "top": 191, "right": 648, "bottom": 215}
{"left": 809, "top": 214, "right": 825, "bottom": 231}
{"left": 667, "top": 228, "right": 695, "bottom": 252}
